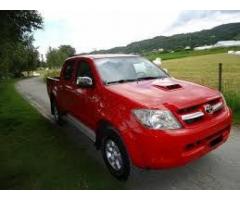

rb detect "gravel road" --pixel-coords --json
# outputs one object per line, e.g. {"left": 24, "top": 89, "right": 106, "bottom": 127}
{"left": 16, "top": 77, "right": 240, "bottom": 189}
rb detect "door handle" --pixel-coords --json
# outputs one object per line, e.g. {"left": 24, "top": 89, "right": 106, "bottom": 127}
{"left": 65, "top": 85, "right": 73, "bottom": 90}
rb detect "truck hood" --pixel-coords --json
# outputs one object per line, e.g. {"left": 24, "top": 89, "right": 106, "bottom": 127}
{"left": 106, "top": 78, "right": 220, "bottom": 110}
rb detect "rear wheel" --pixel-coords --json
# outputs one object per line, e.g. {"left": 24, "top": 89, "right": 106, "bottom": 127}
{"left": 52, "top": 100, "right": 63, "bottom": 125}
{"left": 101, "top": 130, "right": 130, "bottom": 181}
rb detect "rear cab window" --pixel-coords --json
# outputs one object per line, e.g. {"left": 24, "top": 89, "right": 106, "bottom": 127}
{"left": 62, "top": 60, "right": 75, "bottom": 81}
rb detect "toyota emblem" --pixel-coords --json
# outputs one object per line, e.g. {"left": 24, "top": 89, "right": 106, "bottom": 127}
{"left": 204, "top": 104, "right": 214, "bottom": 114}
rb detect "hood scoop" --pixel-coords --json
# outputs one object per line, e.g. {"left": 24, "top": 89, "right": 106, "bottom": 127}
{"left": 152, "top": 79, "right": 183, "bottom": 90}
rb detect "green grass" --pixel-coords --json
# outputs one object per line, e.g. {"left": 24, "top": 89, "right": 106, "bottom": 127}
{"left": 161, "top": 53, "right": 240, "bottom": 124}
{"left": 0, "top": 80, "right": 123, "bottom": 189}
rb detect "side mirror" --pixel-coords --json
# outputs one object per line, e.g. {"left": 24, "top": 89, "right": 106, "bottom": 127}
{"left": 76, "top": 76, "right": 93, "bottom": 88}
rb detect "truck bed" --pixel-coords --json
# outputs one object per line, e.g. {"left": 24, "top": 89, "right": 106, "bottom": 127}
{"left": 46, "top": 76, "right": 60, "bottom": 96}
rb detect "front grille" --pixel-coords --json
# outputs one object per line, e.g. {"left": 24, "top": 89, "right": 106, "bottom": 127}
{"left": 178, "top": 97, "right": 224, "bottom": 125}
{"left": 184, "top": 115, "right": 204, "bottom": 124}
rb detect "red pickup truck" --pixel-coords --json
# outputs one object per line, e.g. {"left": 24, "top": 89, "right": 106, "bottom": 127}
{"left": 47, "top": 54, "right": 232, "bottom": 180}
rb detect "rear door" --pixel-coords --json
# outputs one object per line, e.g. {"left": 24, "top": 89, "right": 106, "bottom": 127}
{"left": 58, "top": 59, "right": 76, "bottom": 112}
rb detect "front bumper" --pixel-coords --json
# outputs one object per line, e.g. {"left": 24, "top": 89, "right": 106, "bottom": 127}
{"left": 122, "top": 107, "right": 232, "bottom": 169}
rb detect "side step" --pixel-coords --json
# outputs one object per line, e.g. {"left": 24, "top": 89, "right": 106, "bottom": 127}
{"left": 64, "top": 114, "right": 96, "bottom": 142}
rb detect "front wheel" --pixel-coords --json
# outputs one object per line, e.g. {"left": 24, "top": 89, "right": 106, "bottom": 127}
{"left": 101, "top": 131, "right": 130, "bottom": 181}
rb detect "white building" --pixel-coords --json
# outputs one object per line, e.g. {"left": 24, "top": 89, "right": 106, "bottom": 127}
{"left": 194, "top": 40, "right": 240, "bottom": 51}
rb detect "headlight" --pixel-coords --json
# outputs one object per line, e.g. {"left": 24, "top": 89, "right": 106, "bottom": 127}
{"left": 133, "top": 109, "right": 182, "bottom": 130}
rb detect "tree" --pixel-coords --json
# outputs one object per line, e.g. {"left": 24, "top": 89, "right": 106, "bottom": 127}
{"left": 46, "top": 45, "right": 76, "bottom": 68}
{"left": 59, "top": 45, "right": 76, "bottom": 57}
{"left": 0, "top": 11, "right": 43, "bottom": 78}
{"left": 7, "top": 36, "right": 40, "bottom": 77}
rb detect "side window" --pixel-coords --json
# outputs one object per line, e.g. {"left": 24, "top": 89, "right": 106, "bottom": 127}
{"left": 76, "top": 61, "right": 93, "bottom": 79}
{"left": 63, "top": 61, "right": 74, "bottom": 80}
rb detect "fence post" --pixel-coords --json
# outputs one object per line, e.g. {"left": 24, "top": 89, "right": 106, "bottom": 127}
{"left": 218, "top": 63, "right": 222, "bottom": 92}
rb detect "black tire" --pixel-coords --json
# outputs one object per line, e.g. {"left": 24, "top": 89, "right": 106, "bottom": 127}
{"left": 101, "top": 128, "right": 130, "bottom": 181}
{"left": 52, "top": 100, "right": 63, "bottom": 125}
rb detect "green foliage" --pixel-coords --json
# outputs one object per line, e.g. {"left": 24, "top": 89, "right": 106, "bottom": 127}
{"left": 92, "top": 23, "right": 240, "bottom": 54}
{"left": 41, "top": 69, "right": 61, "bottom": 81}
{"left": 0, "top": 11, "right": 43, "bottom": 78}
{"left": 46, "top": 45, "right": 76, "bottom": 68}
{"left": 0, "top": 10, "right": 42, "bottom": 47}
{"left": 7, "top": 38, "right": 40, "bottom": 77}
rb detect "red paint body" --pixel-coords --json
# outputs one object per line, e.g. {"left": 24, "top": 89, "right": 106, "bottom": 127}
{"left": 47, "top": 54, "right": 232, "bottom": 169}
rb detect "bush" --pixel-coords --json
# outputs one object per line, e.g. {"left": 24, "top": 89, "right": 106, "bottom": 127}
{"left": 41, "top": 69, "right": 61, "bottom": 81}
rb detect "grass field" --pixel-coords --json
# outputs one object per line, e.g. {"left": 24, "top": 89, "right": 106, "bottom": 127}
{"left": 161, "top": 53, "right": 240, "bottom": 124}
{"left": 0, "top": 80, "right": 123, "bottom": 189}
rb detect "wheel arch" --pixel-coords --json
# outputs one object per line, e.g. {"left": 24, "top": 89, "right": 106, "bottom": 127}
{"left": 95, "top": 119, "right": 121, "bottom": 149}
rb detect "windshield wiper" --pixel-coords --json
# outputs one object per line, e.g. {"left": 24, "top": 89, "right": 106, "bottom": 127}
{"left": 105, "top": 76, "right": 168, "bottom": 85}
{"left": 105, "top": 79, "right": 136, "bottom": 85}
{"left": 136, "top": 76, "right": 167, "bottom": 81}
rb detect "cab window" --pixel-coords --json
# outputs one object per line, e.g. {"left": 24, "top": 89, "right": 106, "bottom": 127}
{"left": 76, "top": 60, "right": 93, "bottom": 79}
{"left": 63, "top": 61, "right": 75, "bottom": 80}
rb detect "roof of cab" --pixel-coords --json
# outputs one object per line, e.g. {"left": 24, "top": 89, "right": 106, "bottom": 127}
{"left": 66, "top": 54, "right": 139, "bottom": 61}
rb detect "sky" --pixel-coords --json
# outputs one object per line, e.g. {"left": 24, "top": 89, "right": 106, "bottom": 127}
{"left": 33, "top": 10, "right": 240, "bottom": 57}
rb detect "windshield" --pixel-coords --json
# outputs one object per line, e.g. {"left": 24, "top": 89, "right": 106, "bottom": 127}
{"left": 94, "top": 56, "right": 168, "bottom": 84}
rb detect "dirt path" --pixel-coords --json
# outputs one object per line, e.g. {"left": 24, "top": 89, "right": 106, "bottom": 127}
{"left": 16, "top": 77, "right": 240, "bottom": 189}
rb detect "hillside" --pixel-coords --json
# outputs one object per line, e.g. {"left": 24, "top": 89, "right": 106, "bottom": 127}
{"left": 91, "top": 23, "right": 240, "bottom": 54}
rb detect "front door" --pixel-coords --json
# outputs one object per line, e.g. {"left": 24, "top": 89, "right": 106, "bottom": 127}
{"left": 71, "top": 59, "right": 96, "bottom": 128}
